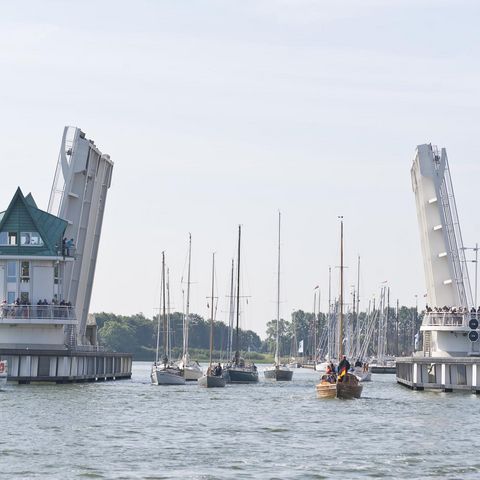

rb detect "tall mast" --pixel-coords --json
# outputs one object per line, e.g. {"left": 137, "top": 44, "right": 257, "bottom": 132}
{"left": 356, "top": 255, "right": 361, "bottom": 358}
{"left": 209, "top": 253, "right": 215, "bottom": 366}
{"left": 234, "top": 225, "right": 241, "bottom": 363}
{"left": 328, "top": 266, "right": 332, "bottom": 359}
{"left": 338, "top": 217, "right": 344, "bottom": 360}
{"left": 183, "top": 233, "right": 192, "bottom": 359}
{"left": 162, "top": 251, "right": 167, "bottom": 364}
{"left": 275, "top": 211, "right": 281, "bottom": 365}
{"left": 228, "top": 259, "right": 235, "bottom": 360}
{"left": 167, "top": 267, "right": 171, "bottom": 360}
{"left": 155, "top": 253, "right": 164, "bottom": 363}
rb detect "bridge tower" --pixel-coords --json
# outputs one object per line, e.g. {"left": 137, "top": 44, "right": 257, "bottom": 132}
{"left": 48, "top": 127, "right": 113, "bottom": 345}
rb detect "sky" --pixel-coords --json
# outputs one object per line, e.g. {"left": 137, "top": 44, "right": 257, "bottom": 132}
{"left": 0, "top": 0, "right": 479, "bottom": 337}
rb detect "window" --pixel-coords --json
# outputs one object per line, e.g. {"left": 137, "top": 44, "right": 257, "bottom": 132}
{"left": 7, "top": 291, "right": 15, "bottom": 304}
{"left": 20, "top": 232, "right": 44, "bottom": 246}
{"left": 8, "top": 232, "right": 17, "bottom": 245}
{"left": 20, "top": 261, "right": 30, "bottom": 283}
{"left": 0, "top": 232, "right": 17, "bottom": 245}
{"left": 20, "top": 292, "right": 29, "bottom": 303}
{"left": 7, "top": 261, "right": 17, "bottom": 283}
{"left": 54, "top": 263, "right": 59, "bottom": 285}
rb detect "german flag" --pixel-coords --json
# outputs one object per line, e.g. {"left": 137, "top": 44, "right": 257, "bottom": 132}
{"left": 338, "top": 366, "right": 347, "bottom": 380}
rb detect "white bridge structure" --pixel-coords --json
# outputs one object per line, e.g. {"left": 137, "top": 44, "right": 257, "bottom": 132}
{"left": 48, "top": 127, "right": 113, "bottom": 346}
{"left": 411, "top": 144, "right": 475, "bottom": 357}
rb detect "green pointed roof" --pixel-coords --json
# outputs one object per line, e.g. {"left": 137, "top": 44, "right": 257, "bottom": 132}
{"left": 0, "top": 187, "right": 68, "bottom": 257}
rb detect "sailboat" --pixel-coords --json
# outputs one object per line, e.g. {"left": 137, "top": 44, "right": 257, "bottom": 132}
{"left": 223, "top": 225, "right": 259, "bottom": 384}
{"left": 198, "top": 253, "right": 226, "bottom": 388}
{"left": 177, "top": 234, "right": 203, "bottom": 381}
{"left": 288, "top": 312, "right": 302, "bottom": 368}
{"left": 151, "top": 252, "right": 186, "bottom": 385}
{"left": 316, "top": 218, "right": 363, "bottom": 399}
{"left": 265, "top": 212, "right": 293, "bottom": 381}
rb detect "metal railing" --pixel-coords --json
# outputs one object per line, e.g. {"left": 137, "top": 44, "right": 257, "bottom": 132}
{"left": 0, "top": 305, "right": 76, "bottom": 321}
{"left": 423, "top": 311, "right": 472, "bottom": 327}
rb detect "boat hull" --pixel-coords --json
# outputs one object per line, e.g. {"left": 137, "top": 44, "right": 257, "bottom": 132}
{"left": 183, "top": 365, "right": 203, "bottom": 381}
{"left": 198, "top": 374, "right": 226, "bottom": 388}
{"left": 337, "top": 373, "right": 363, "bottom": 399}
{"left": 264, "top": 366, "right": 293, "bottom": 381}
{"left": 316, "top": 382, "right": 337, "bottom": 399}
{"left": 151, "top": 366, "right": 186, "bottom": 385}
{"left": 224, "top": 367, "right": 259, "bottom": 384}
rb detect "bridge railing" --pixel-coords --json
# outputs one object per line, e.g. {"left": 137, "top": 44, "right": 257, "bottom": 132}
{"left": 0, "top": 305, "right": 76, "bottom": 321}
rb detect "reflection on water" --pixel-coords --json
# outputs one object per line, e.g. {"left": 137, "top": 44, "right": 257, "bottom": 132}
{"left": 1, "top": 362, "right": 479, "bottom": 479}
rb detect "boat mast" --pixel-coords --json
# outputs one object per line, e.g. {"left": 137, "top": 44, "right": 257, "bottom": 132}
{"left": 275, "top": 211, "right": 281, "bottom": 366}
{"left": 167, "top": 267, "right": 171, "bottom": 360}
{"left": 356, "top": 255, "right": 361, "bottom": 359}
{"left": 313, "top": 289, "right": 317, "bottom": 366}
{"left": 162, "top": 251, "right": 167, "bottom": 365}
{"left": 209, "top": 252, "right": 215, "bottom": 367}
{"left": 228, "top": 259, "right": 235, "bottom": 360}
{"left": 234, "top": 225, "right": 241, "bottom": 364}
{"left": 338, "top": 217, "right": 344, "bottom": 360}
{"left": 183, "top": 233, "right": 192, "bottom": 360}
{"left": 328, "top": 266, "right": 332, "bottom": 359}
{"left": 155, "top": 253, "right": 164, "bottom": 364}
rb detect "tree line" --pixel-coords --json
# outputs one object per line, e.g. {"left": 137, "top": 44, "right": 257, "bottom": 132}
{"left": 96, "top": 304, "right": 422, "bottom": 361}
{"left": 95, "top": 312, "right": 262, "bottom": 360}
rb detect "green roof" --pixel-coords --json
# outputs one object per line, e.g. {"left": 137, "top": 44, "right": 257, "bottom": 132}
{"left": 0, "top": 187, "right": 68, "bottom": 257}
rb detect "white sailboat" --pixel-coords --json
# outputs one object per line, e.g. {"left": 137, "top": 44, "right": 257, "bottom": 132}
{"left": 177, "top": 234, "right": 203, "bottom": 381}
{"left": 151, "top": 252, "right": 185, "bottom": 386}
{"left": 198, "top": 253, "right": 226, "bottom": 388}
{"left": 264, "top": 212, "right": 293, "bottom": 381}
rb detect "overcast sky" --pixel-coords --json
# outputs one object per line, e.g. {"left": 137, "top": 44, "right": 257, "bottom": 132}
{"left": 1, "top": 1, "right": 479, "bottom": 336}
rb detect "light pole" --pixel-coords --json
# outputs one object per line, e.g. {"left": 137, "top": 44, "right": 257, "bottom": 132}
{"left": 462, "top": 243, "right": 478, "bottom": 308}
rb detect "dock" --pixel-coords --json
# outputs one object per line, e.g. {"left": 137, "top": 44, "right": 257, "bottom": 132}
{"left": 0, "top": 347, "right": 132, "bottom": 384}
{"left": 396, "top": 356, "right": 480, "bottom": 392}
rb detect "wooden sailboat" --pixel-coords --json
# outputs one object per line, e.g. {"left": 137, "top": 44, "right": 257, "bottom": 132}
{"left": 265, "top": 212, "right": 293, "bottom": 381}
{"left": 198, "top": 253, "right": 226, "bottom": 388}
{"left": 224, "top": 225, "right": 259, "bottom": 384}
{"left": 316, "top": 218, "right": 363, "bottom": 399}
{"left": 177, "top": 234, "right": 203, "bottom": 381}
{"left": 151, "top": 252, "right": 185, "bottom": 385}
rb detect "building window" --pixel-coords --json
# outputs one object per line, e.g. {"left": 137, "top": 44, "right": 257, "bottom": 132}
{"left": 7, "top": 261, "right": 17, "bottom": 283}
{"left": 20, "top": 232, "right": 44, "bottom": 246}
{"left": 20, "top": 261, "right": 30, "bottom": 283}
{"left": 20, "top": 292, "right": 29, "bottom": 303}
{"left": 0, "top": 232, "right": 18, "bottom": 245}
{"left": 7, "top": 291, "right": 15, "bottom": 304}
{"left": 54, "top": 263, "right": 59, "bottom": 285}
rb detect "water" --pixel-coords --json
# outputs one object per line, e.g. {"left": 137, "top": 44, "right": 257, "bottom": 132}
{"left": 1, "top": 362, "right": 479, "bottom": 479}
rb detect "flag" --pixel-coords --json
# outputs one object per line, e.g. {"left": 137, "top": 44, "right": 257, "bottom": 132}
{"left": 298, "top": 340, "right": 304, "bottom": 354}
{"left": 338, "top": 366, "right": 347, "bottom": 380}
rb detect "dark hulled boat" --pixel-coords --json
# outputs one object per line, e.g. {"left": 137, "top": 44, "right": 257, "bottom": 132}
{"left": 198, "top": 253, "right": 226, "bottom": 388}
{"left": 264, "top": 364, "right": 293, "bottom": 381}
{"left": 224, "top": 225, "right": 259, "bottom": 385}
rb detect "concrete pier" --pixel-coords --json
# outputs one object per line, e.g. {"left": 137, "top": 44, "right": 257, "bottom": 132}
{"left": 396, "top": 356, "right": 480, "bottom": 393}
{"left": 0, "top": 348, "right": 132, "bottom": 384}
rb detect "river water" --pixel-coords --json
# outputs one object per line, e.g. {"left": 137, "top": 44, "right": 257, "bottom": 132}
{"left": 1, "top": 362, "right": 479, "bottom": 479}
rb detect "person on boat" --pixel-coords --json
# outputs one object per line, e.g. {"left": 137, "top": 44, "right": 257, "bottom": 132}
{"left": 326, "top": 364, "right": 333, "bottom": 375}
{"left": 214, "top": 363, "right": 222, "bottom": 376}
{"left": 354, "top": 359, "right": 362, "bottom": 367}
{"left": 338, "top": 355, "right": 350, "bottom": 382}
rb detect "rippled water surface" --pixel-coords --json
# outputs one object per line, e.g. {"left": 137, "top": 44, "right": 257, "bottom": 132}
{"left": 2, "top": 362, "right": 480, "bottom": 479}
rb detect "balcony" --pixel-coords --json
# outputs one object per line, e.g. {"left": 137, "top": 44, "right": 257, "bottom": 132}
{"left": 421, "top": 311, "right": 472, "bottom": 331}
{"left": 0, "top": 305, "right": 77, "bottom": 325}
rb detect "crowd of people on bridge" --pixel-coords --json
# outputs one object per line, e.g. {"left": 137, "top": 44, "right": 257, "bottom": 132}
{"left": 1, "top": 297, "right": 73, "bottom": 319}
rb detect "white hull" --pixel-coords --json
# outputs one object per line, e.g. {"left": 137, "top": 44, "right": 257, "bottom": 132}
{"left": 353, "top": 367, "right": 372, "bottom": 382}
{"left": 177, "top": 361, "right": 203, "bottom": 381}
{"left": 151, "top": 365, "right": 186, "bottom": 385}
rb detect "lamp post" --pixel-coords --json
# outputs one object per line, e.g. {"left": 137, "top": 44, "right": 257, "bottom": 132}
{"left": 462, "top": 243, "right": 478, "bottom": 308}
